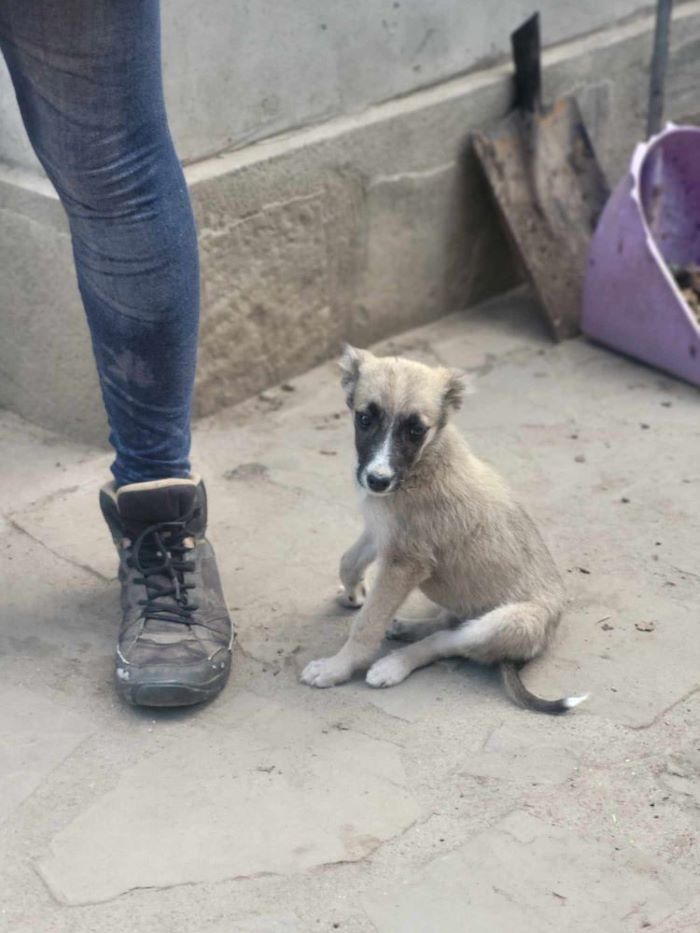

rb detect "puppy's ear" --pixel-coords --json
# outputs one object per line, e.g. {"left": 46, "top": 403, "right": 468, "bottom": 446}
{"left": 338, "top": 344, "right": 367, "bottom": 407}
{"left": 442, "top": 369, "right": 469, "bottom": 411}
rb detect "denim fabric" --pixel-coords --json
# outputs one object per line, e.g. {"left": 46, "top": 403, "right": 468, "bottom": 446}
{"left": 0, "top": 0, "right": 198, "bottom": 486}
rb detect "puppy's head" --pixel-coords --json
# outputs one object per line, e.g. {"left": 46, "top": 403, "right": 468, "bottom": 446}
{"left": 339, "top": 345, "right": 466, "bottom": 496}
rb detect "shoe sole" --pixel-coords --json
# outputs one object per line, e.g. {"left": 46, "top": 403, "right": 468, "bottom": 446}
{"left": 116, "top": 653, "right": 231, "bottom": 708}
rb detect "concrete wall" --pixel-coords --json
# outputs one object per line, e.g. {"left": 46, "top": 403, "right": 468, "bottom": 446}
{"left": 1, "top": 0, "right": 658, "bottom": 169}
{"left": 2, "top": 2, "right": 700, "bottom": 444}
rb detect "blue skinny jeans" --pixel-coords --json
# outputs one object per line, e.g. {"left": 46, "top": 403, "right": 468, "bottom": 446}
{"left": 0, "top": 0, "right": 198, "bottom": 486}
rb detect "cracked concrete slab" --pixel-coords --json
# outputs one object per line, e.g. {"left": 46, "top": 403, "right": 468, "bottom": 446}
{"left": 8, "top": 482, "right": 116, "bottom": 582}
{"left": 0, "top": 409, "right": 108, "bottom": 514}
{"left": 1, "top": 518, "right": 114, "bottom": 691}
{"left": 36, "top": 692, "right": 421, "bottom": 905}
{"left": 1, "top": 289, "right": 698, "bottom": 931}
{"left": 464, "top": 721, "right": 582, "bottom": 785}
{"left": 362, "top": 810, "right": 700, "bottom": 932}
{"left": 0, "top": 686, "right": 93, "bottom": 825}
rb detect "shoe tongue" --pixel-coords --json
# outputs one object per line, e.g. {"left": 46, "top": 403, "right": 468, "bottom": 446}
{"left": 117, "top": 480, "right": 197, "bottom": 536}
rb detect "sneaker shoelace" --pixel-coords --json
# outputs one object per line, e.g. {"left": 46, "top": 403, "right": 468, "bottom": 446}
{"left": 129, "top": 520, "right": 199, "bottom": 625}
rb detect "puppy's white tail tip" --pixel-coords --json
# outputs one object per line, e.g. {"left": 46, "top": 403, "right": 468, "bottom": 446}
{"left": 563, "top": 693, "right": 590, "bottom": 709}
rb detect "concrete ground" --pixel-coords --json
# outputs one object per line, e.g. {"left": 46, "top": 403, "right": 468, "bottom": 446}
{"left": 1, "top": 290, "right": 699, "bottom": 932}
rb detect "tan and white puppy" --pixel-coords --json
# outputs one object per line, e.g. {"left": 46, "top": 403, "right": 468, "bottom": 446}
{"left": 300, "top": 346, "right": 587, "bottom": 713}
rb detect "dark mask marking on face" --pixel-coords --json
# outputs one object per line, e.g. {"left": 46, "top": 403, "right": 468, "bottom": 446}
{"left": 354, "top": 402, "right": 388, "bottom": 484}
{"left": 388, "top": 414, "right": 429, "bottom": 485}
{"left": 354, "top": 406, "right": 431, "bottom": 491}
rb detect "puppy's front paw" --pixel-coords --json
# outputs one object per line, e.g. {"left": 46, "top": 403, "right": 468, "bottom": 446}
{"left": 301, "top": 655, "right": 353, "bottom": 688}
{"left": 366, "top": 652, "right": 412, "bottom": 688}
{"left": 337, "top": 583, "right": 366, "bottom": 609}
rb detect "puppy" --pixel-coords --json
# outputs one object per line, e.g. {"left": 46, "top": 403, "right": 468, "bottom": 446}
{"left": 300, "top": 346, "right": 587, "bottom": 714}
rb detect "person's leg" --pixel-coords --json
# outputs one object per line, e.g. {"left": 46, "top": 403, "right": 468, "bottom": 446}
{"left": 0, "top": 1, "right": 233, "bottom": 707}
{"left": 0, "top": 0, "right": 198, "bottom": 486}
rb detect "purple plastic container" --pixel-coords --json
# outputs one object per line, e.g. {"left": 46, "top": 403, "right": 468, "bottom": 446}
{"left": 582, "top": 124, "right": 700, "bottom": 386}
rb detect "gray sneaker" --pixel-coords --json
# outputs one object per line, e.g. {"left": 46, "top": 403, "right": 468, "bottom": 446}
{"left": 100, "top": 477, "right": 233, "bottom": 707}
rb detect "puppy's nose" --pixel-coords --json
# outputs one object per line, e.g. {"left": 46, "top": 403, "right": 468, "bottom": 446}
{"left": 367, "top": 472, "right": 392, "bottom": 493}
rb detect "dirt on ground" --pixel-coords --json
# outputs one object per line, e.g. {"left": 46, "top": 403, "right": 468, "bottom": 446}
{"left": 670, "top": 263, "right": 700, "bottom": 326}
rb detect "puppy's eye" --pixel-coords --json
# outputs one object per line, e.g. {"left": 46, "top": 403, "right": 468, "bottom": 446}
{"left": 407, "top": 423, "right": 427, "bottom": 441}
{"left": 355, "top": 411, "right": 373, "bottom": 430}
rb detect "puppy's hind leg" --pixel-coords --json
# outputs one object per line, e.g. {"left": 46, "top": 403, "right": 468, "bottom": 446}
{"left": 367, "top": 626, "right": 468, "bottom": 687}
{"left": 367, "top": 602, "right": 551, "bottom": 689}
{"left": 338, "top": 527, "right": 376, "bottom": 608}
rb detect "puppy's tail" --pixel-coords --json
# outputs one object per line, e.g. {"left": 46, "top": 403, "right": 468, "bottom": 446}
{"left": 500, "top": 661, "right": 588, "bottom": 715}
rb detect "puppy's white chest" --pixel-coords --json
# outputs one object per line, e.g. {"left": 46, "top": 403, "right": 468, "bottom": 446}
{"left": 360, "top": 497, "right": 395, "bottom": 550}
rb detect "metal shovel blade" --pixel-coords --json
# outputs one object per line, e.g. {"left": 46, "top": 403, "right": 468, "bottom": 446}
{"left": 473, "top": 16, "right": 608, "bottom": 340}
